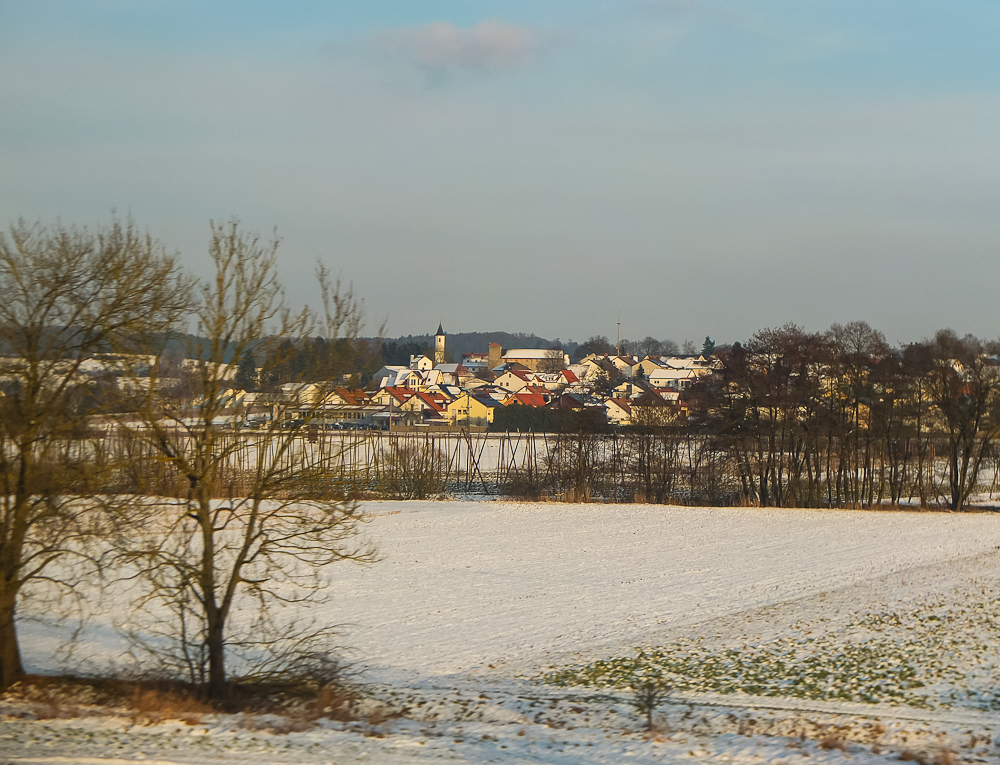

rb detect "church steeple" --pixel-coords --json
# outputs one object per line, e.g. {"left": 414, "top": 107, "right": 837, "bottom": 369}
{"left": 434, "top": 323, "right": 446, "bottom": 365}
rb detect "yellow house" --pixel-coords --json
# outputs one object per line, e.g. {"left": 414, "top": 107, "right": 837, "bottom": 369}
{"left": 445, "top": 391, "right": 500, "bottom": 425}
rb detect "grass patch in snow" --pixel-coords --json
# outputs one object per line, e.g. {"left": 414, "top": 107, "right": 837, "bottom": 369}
{"left": 542, "top": 595, "right": 1000, "bottom": 710}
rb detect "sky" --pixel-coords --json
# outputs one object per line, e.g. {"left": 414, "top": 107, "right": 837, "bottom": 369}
{"left": 2, "top": 1, "right": 999, "bottom": 346}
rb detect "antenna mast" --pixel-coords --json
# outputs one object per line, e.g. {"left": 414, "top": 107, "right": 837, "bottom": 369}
{"left": 616, "top": 313, "right": 621, "bottom": 356}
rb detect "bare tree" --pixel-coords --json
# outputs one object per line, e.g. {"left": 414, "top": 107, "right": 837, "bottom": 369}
{"left": 916, "top": 331, "right": 1000, "bottom": 511}
{"left": 119, "top": 221, "right": 376, "bottom": 699}
{"left": 827, "top": 321, "right": 891, "bottom": 506}
{"left": 576, "top": 335, "right": 614, "bottom": 359}
{"left": 0, "top": 218, "right": 191, "bottom": 689}
{"left": 634, "top": 337, "right": 663, "bottom": 358}
{"left": 380, "top": 436, "right": 449, "bottom": 499}
{"left": 538, "top": 346, "right": 567, "bottom": 374}
{"left": 660, "top": 339, "right": 680, "bottom": 356}
{"left": 627, "top": 399, "right": 682, "bottom": 503}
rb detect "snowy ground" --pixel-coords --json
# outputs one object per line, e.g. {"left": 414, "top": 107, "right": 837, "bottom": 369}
{"left": 5, "top": 501, "right": 1000, "bottom": 763}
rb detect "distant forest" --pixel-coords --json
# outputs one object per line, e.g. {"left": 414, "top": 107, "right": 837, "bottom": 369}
{"left": 153, "top": 329, "right": 698, "bottom": 370}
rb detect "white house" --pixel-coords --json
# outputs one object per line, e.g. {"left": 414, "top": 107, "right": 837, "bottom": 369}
{"left": 647, "top": 367, "right": 700, "bottom": 390}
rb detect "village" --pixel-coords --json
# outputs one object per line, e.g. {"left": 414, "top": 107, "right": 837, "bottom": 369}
{"left": 248, "top": 325, "right": 715, "bottom": 432}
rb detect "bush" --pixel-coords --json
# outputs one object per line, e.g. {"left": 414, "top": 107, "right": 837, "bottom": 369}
{"left": 379, "top": 438, "right": 449, "bottom": 499}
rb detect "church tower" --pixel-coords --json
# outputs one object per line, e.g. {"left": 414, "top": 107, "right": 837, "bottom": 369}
{"left": 434, "top": 323, "right": 446, "bottom": 366}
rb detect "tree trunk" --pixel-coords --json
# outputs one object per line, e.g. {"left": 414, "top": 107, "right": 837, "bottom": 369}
{"left": 206, "top": 611, "right": 227, "bottom": 699}
{"left": 0, "top": 587, "right": 25, "bottom": 690}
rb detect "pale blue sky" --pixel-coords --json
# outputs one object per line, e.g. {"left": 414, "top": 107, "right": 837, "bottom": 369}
{"left": 2, "top": 1, "right": 999, "bottom": 344}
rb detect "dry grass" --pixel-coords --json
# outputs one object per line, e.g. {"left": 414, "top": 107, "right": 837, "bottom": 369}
{"left": 0, "top": 665, "right": 411, "bottom": 745}
{"left": 2, "top": 675, "right": 102, "bottom": 720}
{"left": 312, "top": 683, "right": 359, "bottom": 723}
{"left": 1, "top": 673, "right": 365, "bottom": 731}
{"left": 128, "top": 686, "right": 212, "bottom": 726}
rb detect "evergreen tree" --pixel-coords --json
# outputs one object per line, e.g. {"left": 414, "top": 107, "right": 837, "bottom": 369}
{"left": 234, "top": 349, "right": 257, "bottom": 391}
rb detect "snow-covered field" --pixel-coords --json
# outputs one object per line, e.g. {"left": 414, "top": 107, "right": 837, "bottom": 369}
{"left": 6, "top": 501, "right": 1000, "bottom": 764}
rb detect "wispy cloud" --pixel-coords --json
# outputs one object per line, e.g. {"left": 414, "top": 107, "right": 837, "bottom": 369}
{"left": 371, "top": 19, "right": 551, "bottom": 76}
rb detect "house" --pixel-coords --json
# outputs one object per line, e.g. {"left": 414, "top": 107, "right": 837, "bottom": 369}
{"left": 487, "top": 342, "right": 569, "bottom": 372}
{"left": 609, "top": 355, "right": 637, "bottom": 375}
{"left": 461, "top": 352, "right": 489, "bottom": 372}
{"left": 559, "top": 368, "right": 580, "bottom": 386}
{"left": 419, "top": 368, "right": 445, "bottom": 388}
{"left": 494, "top": 369, "right": 535, "bottom": 393}
{"left": 611, "top": 379, "right": 652, "bottom": 399}
{"left": 650, "top": 388, "right": 682, "bottom": 404}
{"left": 408, "top": 389, "right": 449, "bottom": 422}
{"left": 605, "top": 397, "right": 633, "bottom": 426}
{"left": 409, "top": 355, "right": 434, "bottom": 372}
{"left": 523, "top": 384, "right": 552, "bottom": 400}
{"left": 312, "top": 403, "right": 383, "bottom": 428}
{"left": 547, "top": 391, "right": 602, "bottom": 411}
{"left": 577, "top": 355, "right": 619, "bottom": 380}
{"left": 78, "top": 353, "right": 157, "bottom": 377}
{"left": 501, "top": 348, "right": 570, "bottom": 371}
{"left": 370, "top": 366, "right": 425, "bottom": 390}
{"left": 436, "top": 384, "right": 465, "bottom": 401}
{"left": 556, "top": 365, "right": 592, "bottom": 391}
{"left": 631, "top": 357, "right": 667, "bottom": 378}
{"left": 663, "top": 355, "right": 711, "bottom": 370}
{"left": 319, "top": 388, "right": 371, "bottom": 407}
{"left": 647, "top": 367, "right": 700, "bottom": 391}
{"left": 630, "top": 390, "right": 680, "bottom": 425}
{"left": 434, "top": 363, "right": 475, "bottom": 387}
{"left": 504, "top": 390, "right": 548, "bottom": 408}
{"left": 445, "top": 391, "right": 502, "bottom": 425}
{"left": 462, "top": 376, "right": 493, "bottom": 391}
{"left": 370, "top": 386, "right": 416, "bottom": 410}
{"left": 294, "top": 388, "right": 378, "bottom": 426}
{"left": 370, "top": 365, "right": 406, "bottom": 388}
{"left": 272, "top": 385, "right": 378, "bottom": 427}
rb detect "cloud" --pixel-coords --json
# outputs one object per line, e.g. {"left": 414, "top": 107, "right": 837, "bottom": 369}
{"left": 372, "top": 19, "right": 548, "bottom": 74}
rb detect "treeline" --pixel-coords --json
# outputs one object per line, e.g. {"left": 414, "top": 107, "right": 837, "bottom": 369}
{"left": 234, "top": 335, "right": 381, "bottom": 389}
{"left": 574, "top": 335, "right": 711, "bottom": 358}
{"left": 498, "top": 323, "right": 1000, "bottom": 513}
{"left": 374, "top": 332, "right": 709, "bottom": 365}
{"left": 164, "top": 328, "right": 701, "bottom": 378}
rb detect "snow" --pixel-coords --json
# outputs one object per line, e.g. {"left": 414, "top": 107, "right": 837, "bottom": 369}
{"left": 6, "top": 501, "right": 1000, "bottom": 763}
{"left": 323, "top": 502, "right": 1000, "bottom": 683}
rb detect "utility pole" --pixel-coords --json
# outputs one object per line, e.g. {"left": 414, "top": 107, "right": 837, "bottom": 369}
{"left": 616, "top": 313, "right": 621, "bottom": 356}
